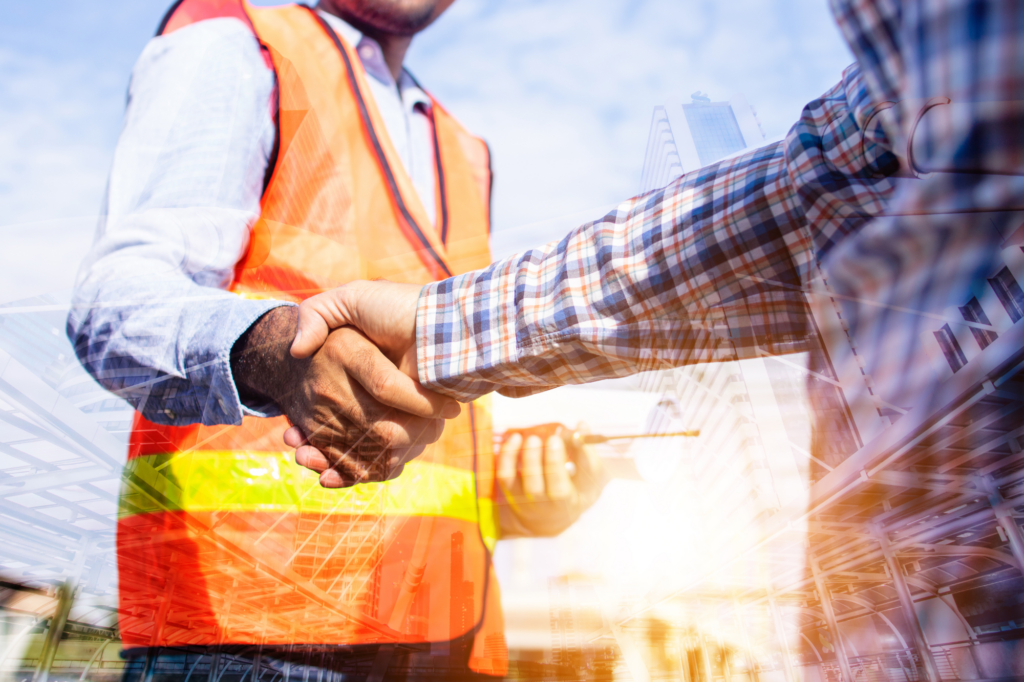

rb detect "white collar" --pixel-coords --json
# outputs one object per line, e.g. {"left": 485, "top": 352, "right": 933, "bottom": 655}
{"left": 315, "top": 7, "right": 432, "bottom": 111}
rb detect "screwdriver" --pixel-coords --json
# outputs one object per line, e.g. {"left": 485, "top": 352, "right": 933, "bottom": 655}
{"left": 568, "top": 429, "right": 701, "bottom": 447}
{"left": 498, "top": 424, "right": 700, "bottom": 479}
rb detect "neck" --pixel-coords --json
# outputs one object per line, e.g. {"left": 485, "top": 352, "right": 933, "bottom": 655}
{"left": 321, "top": 6, "right": 413, "bottom": 81}
{"left": 371, "top": 32, "right": 413, "bottom": 81}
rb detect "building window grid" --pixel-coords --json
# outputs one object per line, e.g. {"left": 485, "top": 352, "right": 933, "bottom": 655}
{"left": 958, "top": 296, "right": 998, "bottom": 350}
{"left": 988, "top": 267, "right": 1024, "bottom": 323}
{"left": 682, "top": 103, "right": 746, "bottom": 167}
{"left": 934, "top": 324, "right": 968, "bottom": 373}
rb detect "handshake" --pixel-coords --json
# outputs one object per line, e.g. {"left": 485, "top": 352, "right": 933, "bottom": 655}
{"left": 232, "top": 281, "right": 604, "bottom": 529}
{"left": 230, "top": 279, "right": 445, "bottom": 486}
{"left": 281, "top": 280, "right": 431, "bottom": 486}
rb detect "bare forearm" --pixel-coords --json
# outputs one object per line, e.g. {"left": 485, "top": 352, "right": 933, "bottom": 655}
{"left": 231, "top": 306, "right": 302, "bottom": 410}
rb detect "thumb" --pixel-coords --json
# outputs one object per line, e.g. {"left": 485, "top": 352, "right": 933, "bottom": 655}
{"left": 572, "top": 422, "right": 607, "bottom": 500}
{"left": 289, "top": 287, "right": 358, "bottom": 358}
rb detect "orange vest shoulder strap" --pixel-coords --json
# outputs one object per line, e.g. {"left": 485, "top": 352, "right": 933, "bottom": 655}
{"left": 156, "top": 0, "right": 254, "bottom": 35}
{"left": 430, "top": 99, "right": 493, "bottom": 234}
{"left": 155, "top": 0, "right": 280, "bottom": 197}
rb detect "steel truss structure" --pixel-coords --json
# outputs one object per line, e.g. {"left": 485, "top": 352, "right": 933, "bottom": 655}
{"left": 0, "top": 296, "right": 129, "bottom": 681}
{"left": 574, "top": 282, "right": 1024, "bottom": 681}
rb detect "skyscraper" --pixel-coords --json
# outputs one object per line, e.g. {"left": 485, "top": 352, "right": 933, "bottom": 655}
{"left": 682, "top": 91, "right": 747, "bottom": 167}
{"left": 639, "top": 91, "right": 766, "bottom": 193}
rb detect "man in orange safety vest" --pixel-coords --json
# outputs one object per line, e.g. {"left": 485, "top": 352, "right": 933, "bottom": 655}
{"left": 68, "top": 1, "right": 606, "bottom": 680}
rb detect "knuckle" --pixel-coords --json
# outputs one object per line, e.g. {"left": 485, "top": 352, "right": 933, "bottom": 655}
{"left": 367, "top": 367, "right": 396, "bottom": 400}
{"left": 307, "top": 375, "right": 333, "bottom": 402}
{"left": 348, "top": 344, "right": 376, "bottom": 370}
{"left": 423, "top": 419, "right": 444, "bottom": 444}
{"left": 373, "top": 421, "right": 403, "bottom": 446}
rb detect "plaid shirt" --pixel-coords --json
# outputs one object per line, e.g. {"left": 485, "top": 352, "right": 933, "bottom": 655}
{"left": 417, "top": 0, "right": 1024, "bottom": 409}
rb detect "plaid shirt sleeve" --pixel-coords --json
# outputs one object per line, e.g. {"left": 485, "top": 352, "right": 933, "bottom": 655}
{"left": 417, "top": 64, "right": 900, "bottom": 402}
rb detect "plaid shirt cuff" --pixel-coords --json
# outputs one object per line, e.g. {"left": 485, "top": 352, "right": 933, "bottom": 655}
{"left": 416, "top": 257, "right": 543, "bottom": 402}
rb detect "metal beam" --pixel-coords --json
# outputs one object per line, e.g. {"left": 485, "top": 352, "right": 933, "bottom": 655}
{"left": 981, "top": 476, "right": 1024, "bottom": 573}
{"left": 767, "top": 592, "right": 796, "bottom": 682}
{"left": 827, "top": 593, "right": 911, "bottom": 651}
{"left": 901, "top": 542, "right": 1020, "bottom": 572}
{"left": 874, "top": 528, "right": 942, "bottom": 682}
{"left": 77, "top": 638, "right": 115, "bottom": 682}
{"left": 732, "top": 597, "right": 760, "bottom": 682}
{"left": 810, "top": 556, "right": 854, "bottom": 682}
{"left": 0, "top": 467, "right": 118, "bottom": 499}
{"left": 869, "top": 470, "right": 979, "bottom": 495}
{"left": 805, "top": 322, "right": 1024, "bottom": 516}
{"left": 0, "top": 617, "right": 43, "bottom": 671}
{"left": 32, "top": 578, "right": 76, "bottom": 682}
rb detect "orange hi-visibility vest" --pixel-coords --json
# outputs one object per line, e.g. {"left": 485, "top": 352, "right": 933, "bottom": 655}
{"left": 118, "top": 1, "right": 506, "bottom": 674}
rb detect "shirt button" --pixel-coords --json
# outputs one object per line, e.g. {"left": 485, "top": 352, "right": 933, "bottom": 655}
{"left": 359, "top": 45, "right": 374, "bottom": 61}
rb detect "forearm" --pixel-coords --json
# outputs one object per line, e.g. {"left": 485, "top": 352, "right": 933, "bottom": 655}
{"left": 416, "top": 65, "right": 898, "bottom": 402}
{"left": 68, "top": 271, "right": 291, "bottom": 425}
{"left": 67, "top": 18, "right": 280, "bottom": 425}
{"left": 417, "top": 142, "right": 804, "bottom": 401}
{"left": 231, "top": 305, "right": 301, "bottom": 409}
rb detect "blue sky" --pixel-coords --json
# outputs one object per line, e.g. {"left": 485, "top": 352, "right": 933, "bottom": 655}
{"left": 0, "top": 0, "right": 854, "bottom": 302}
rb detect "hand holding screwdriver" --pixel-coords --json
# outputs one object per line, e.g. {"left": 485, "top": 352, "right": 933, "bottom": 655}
{"left": 499, "top": 422, "right": 700, "bottom": 476}
{"left": 495, "top": 422, "right": 608, "bottom": 538}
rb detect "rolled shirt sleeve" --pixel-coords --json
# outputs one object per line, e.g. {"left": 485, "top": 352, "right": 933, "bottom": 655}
{"left": 67, "top": 18, "right": 288, "bottom": 426}
{"left": 416, "top": 64, "right": 900, "bottom": 402}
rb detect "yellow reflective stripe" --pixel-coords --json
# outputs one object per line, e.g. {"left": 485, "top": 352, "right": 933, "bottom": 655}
{"left": 477, "top": 497, "right": 498, "bottom": 553}
{"left": 233, "top": 291, "right": 294, "bottom": 302}
{"left": 119, "top": 451, "right": 481, "bottom": 526}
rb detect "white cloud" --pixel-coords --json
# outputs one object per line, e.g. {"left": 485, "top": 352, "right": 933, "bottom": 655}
{"left": 0, "top": 47, "right": 122, "bottom": 302}
{"left": 0, "top": 1, "right": 856, "bottom": 299}
{"left": 408, "top": 0, "right": 854, "bottom": 253}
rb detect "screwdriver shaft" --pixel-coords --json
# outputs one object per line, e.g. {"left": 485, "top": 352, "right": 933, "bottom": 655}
{"left": 579, "top": 430, "right": 700, "bottom": 445}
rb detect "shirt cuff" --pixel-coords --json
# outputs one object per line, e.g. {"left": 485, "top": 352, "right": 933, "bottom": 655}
{"left": 199, "top": 298, "right": 295, "bottom": 425}
{"left": 415, "top": 260, "right": 522, "bottom": 402}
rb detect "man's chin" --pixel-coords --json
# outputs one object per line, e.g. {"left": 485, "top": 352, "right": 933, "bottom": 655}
{"left": 320, "top": 0, "right": 440, "bottom": 37}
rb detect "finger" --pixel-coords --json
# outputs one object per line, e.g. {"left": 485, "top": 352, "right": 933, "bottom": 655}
{"left": 295, "top": 444, "right": 331, "bottom": 473}
{"left": 521, "top": 435, "right": 545, "bottom": 500}
{"left": 341, "top": 331, "right": 460, "bottom": 420}
{"left": 290, "top": 288, "right": 358, "bottom": 359}
{"left": 497, "top": 433, "right": 522, "bottom": 492}
{"left": 283, "top": 426, "right": 308, "bottom": 448}
{"left": 396, "top": 416, "right": 445, "bottom": 452}
{"left": 543, "top": 434, "right": 574, "bottom": 501}
{"left": 293, "top": 385, "right": 440, "bottom": 457}
{"left": 302, "top": 411, "right": 437, "bottom": 481}
{"left": 573, "top": 422, "right": 607, "bottom": 501}
{"left": 319, "top": 468, "right": 359, "bottom": 488}
{"left": 391, "top": 443, "right": 427, "bottom": 469}
{"left": 396, "top": 345, "right": 419, "bottom": 382}
{"left": 343, "top": 378, "right": 447, "bottom": 450}
{"left": 317, "top": 452, "right": 371, "bottom": 488}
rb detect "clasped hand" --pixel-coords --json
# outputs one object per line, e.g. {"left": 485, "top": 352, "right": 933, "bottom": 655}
{"left": 278, "top": 283, "right": 606, "bottom": 530}
{"left": 280, "top": 280, "right": 427, "bottom": 487}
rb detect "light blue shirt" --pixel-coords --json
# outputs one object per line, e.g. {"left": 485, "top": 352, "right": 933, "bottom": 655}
{"left": 68, "top": 11, "right": 438, "bottom": 426}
